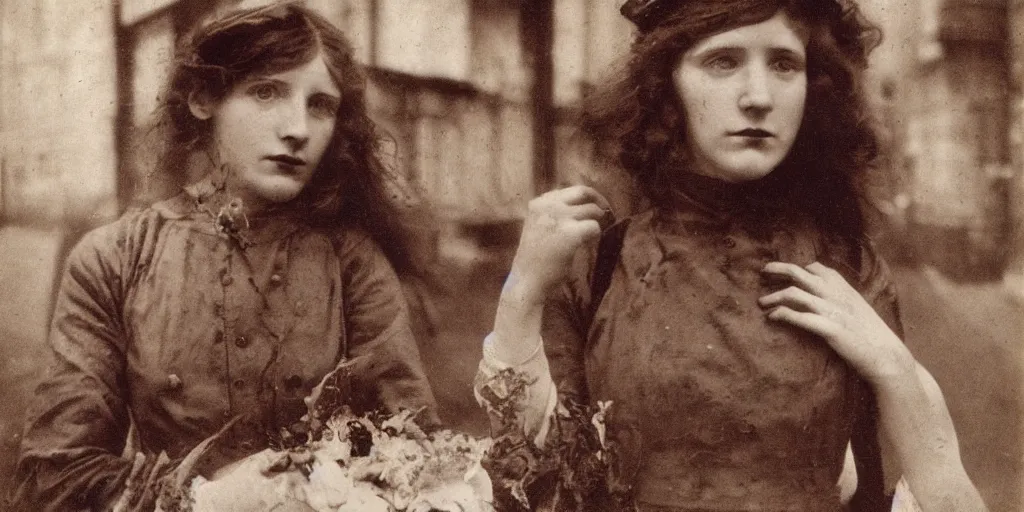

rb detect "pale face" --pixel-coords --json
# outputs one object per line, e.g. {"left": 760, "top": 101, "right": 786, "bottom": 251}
{"left": 673, "top": 11, "right": 808, "bottom": 183}
{"left": 191, "top": 54, "right": 341, "bottom": 212}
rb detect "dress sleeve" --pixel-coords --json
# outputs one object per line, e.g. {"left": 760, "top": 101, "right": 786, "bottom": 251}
{"left": 13, "top": 225, "right": 134, "bottom": 512}
{"left": 541, "top": 254, "right": 594, "bottom": 404}
{"left": 475, "top": 334, "right": 559, "bottom": 446}
{"left": 473, "top": 248, "right": 595, "bottom": 445}
{"left": 849, "top": 240, "right": 903, "bottom": 512}
{"left": 336, "top": 233, "right": 441, "bottom": 429}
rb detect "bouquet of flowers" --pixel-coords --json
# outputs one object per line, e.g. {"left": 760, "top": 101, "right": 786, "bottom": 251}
{"left": 130, "top": 363, "right": 625, "bottom": 512}
{"left": 178, "top": 408, "right": 494, "bottom": 512}
{"left": 476, "top": 368, "right": 636, "bottom": 512}
{"left": 144, "top": 363, "right": 494, "bottom": 512}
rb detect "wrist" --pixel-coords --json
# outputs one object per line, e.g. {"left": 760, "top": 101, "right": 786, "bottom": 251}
{"left": 872, "top": 364, "right": 925, "bottom": 401}
{"left": 483, "top": 332, "right": 543, "bottom": 367}
{"left": 863, "top": 338, "right": 918, "bottom": 391}
{"left": 492, "top": 270, "right": 546, "bottom": 359}
{"left": 500, "top": 265, "right": 549, "bottom": 308}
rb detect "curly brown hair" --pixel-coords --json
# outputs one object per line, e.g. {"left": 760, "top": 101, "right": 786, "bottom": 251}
{"left": 144, "top": 2, "right": 422, "bottom": 271}
{"left": 583, "top": 0, "right": 882, "bottom": 241}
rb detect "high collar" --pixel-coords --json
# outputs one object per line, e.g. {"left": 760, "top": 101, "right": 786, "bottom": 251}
{"left": 155, "top": 185, "right": 306, "bottom": 246}
{"left": 663, "top": 170, "right": 796, "bottom": 221}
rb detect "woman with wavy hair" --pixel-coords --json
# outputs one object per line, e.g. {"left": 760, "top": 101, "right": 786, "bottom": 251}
{"left": 476, "top": 0, "right": 985, "bottom": 510}
{"left": 13, "top": 3, "right": 438, "bottom": 510}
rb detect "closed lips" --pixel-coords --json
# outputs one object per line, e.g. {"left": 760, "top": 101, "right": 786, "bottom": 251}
{"left": 267, "top": 155, "right": 306, "bottom": 165}
{"left": 732, "top": 128, "right": 773, "bottom": 138}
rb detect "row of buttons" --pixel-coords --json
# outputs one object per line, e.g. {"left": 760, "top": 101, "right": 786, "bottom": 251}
{"left": 212, "top": 300, "right": 309, "bottom": 318}
{"left": 220, "top": 272, "right": 284, "bottom": 287}
{"left": 165, "top": 373, "right": 306, "bottom": 391}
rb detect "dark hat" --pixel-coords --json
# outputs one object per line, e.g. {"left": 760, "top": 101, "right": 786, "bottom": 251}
{"left": 620, "top": 0, "right": 679, "bottom": 31}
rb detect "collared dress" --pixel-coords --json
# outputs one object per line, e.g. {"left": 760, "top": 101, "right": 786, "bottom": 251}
{"left": 477, "top": 174, "right": 900, "bottom": 511}
{"left": 13, "top": 192, "right": 439, "bottom": 511}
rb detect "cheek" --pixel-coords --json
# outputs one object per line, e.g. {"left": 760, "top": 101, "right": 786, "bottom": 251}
{"left": 785, "top": 82, "right": 808, "bottom": 119}
{"left": 309, "top": 122, "right": 337, "bottom": 160}
{"left": 676, "top": 84, "right": 711, "bottom": 130}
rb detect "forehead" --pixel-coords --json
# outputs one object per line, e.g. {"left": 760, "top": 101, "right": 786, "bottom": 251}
{"left": 253, "top": 55, "right": 340, "bottom": 95}
{"left": 687, "top": 11, "right": 809, "bottom": 55}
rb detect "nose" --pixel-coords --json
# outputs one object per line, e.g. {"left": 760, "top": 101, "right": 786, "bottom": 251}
{"left": 277, "top": 98, "right": 309, "bottom": 152}
{"left": 738, "top": 63, "right": 773, "bottom": 115}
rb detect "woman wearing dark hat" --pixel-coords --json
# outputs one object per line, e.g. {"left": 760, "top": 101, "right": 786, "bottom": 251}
{"left": 476, "top": 0, "right": 986, "bottom": 510}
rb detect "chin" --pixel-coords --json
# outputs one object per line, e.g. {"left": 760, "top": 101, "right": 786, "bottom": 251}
{"left": 713, "top": 166, "right": 776, "bottom": 183}
{"left": 719, "top": 156, "right": 785, "bottom": 183}
{"left": 256, "top": 187, "right": 305, "bottom": 205}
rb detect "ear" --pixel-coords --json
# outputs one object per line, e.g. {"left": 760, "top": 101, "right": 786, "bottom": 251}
{"left": 187, "top": 90, "right": 215, "bottom": 120}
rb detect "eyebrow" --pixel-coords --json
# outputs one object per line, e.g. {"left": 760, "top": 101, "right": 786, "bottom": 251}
{"left": 688, "top": 45, "right": 806, "bottom": 65}
{"left": 312, "top": 87, "right": 341, "bottom": 105}
{"left": 313, "top": 90, "right": 341, "bottom": 106}
{"left": 244, "top": 76, "right": 341, "bottom": 98}
{"left": 692, "top": 44, "right": 805, "bottom": 55}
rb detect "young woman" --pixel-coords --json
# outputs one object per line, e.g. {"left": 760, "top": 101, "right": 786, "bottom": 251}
{"left": 13, "top": 4, "right": 439, "bottom": 511}
{"left": 476, "top": 0, "right": 986, "bottom": 511}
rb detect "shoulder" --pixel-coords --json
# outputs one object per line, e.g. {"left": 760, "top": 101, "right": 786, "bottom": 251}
{"left": 319, "top": 227, "right": 403, "bottom": 288}
{"left": 556, "top": 213, "right": 642, "bottom": 317}
{"left": 821, "top": 232, "right": 896, "bottom": 298}
{"left": 69, "top": 206, "right": 163, "bottom": 263}
{"left": 66, "top": 197, "right": 199, "bottom": 280}
{"left": 855, "top": 237, "right": 898, "bottom": 302}
{"left": 321, "top": 226, "right": 384, "bottom": 262}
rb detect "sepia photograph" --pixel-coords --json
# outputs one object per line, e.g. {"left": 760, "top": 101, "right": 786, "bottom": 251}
{"left": 0, "top": 0, "right": 1021, "bottom": 510}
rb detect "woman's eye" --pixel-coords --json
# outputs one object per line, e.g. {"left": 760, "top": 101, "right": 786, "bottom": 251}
{"left": 249, "top": 83, "right": 279, "bottom": 101}
{"left": 706, "top": 56, "right": 739, "bottom": 72}
{"left": 771, "top": 58, "right": 804, "bottom": 74}
{"left": 309, "top": 95, "right": 339, "bottom": 118}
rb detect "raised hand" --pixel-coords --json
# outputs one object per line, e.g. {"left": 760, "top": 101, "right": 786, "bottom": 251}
{"left": 758, "top": 261, "right": 988, "bottom": 512}
{"left": 489, "top": 185, "right": 611, "bottom": 366}
{"left": 757, "top": 261, "right": 915, "bottom": 387}
{"left": 509, "top": 185, "right": 612, "bottom": 302}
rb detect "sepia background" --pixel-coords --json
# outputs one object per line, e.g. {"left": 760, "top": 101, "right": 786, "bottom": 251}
{"left": 0, "top": 0, "right": 1022, "bottom": 509}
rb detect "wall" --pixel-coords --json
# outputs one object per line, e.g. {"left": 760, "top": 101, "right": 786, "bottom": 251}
{"left": 0, "top": 1, "right": 119, "bottom": 341}
{"left": 1006, "top": 0, "right": 1024, "bottom": 298}
{"left": 0, "top": 2, "right": 119, "bottom": 225}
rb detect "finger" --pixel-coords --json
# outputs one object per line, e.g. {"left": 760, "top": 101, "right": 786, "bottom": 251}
{"left": 569, "top": 219, "right": 602, "bottom": 241}
{"left": 806, "top": 261, "right": 861, "bottom": 297}
{"left": 805, "top": 261, "right": 842, "bottom": 280}
{"left": 758, "top": 286, "right": 832, "bottom": 315}
{"left": 557, "top": 185, "right": 612, "bottom": 211}
{"left": 762, "top": 261, "right": 826, "bottom": 295}
{"left": 566, "top": 203, "right": 608, "bottom": 222}
{"left": 767, "top": 305, "right": 840, "bottom": 340}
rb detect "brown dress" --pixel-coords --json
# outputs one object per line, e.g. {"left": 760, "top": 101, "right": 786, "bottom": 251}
{"left": 542, "top": 176, "right": 900, "bottom": 511}
{"left": 13, "top": 192, "right": 439, "bottom": 511}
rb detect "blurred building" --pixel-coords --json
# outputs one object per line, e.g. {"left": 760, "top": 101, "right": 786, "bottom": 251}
{"left": 4, "top": 1, "right": 1022, "bottom": 342}
{"left": 0, "top": 0, "right": 634, "bottom": 340}
{"left": 862, "top": 0, "right": 1022, "bottom": 285}
{"left": 1008, "top": 0, "right": 1024, "bottom": 299}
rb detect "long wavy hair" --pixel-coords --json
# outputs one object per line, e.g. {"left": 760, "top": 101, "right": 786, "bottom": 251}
{"left": 141, "top": 2, "right": 424, "bottom": 272}
{"left": 583, "top": 0, "right": 883, "bottom": 242}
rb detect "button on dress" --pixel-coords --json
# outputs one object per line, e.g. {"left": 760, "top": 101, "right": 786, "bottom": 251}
{"left": 483, "top": 174, "right": 901, "bottom": 511}
{"left": 14, "top": 192, "right": 439, "bottom": 511}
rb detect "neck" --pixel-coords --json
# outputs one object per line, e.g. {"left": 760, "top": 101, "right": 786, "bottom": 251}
{"left": 187, "top": 173, "right": 274, "bottom": 218}
{"left": 187, "top": 176, "right": 292, "bottom": 230}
